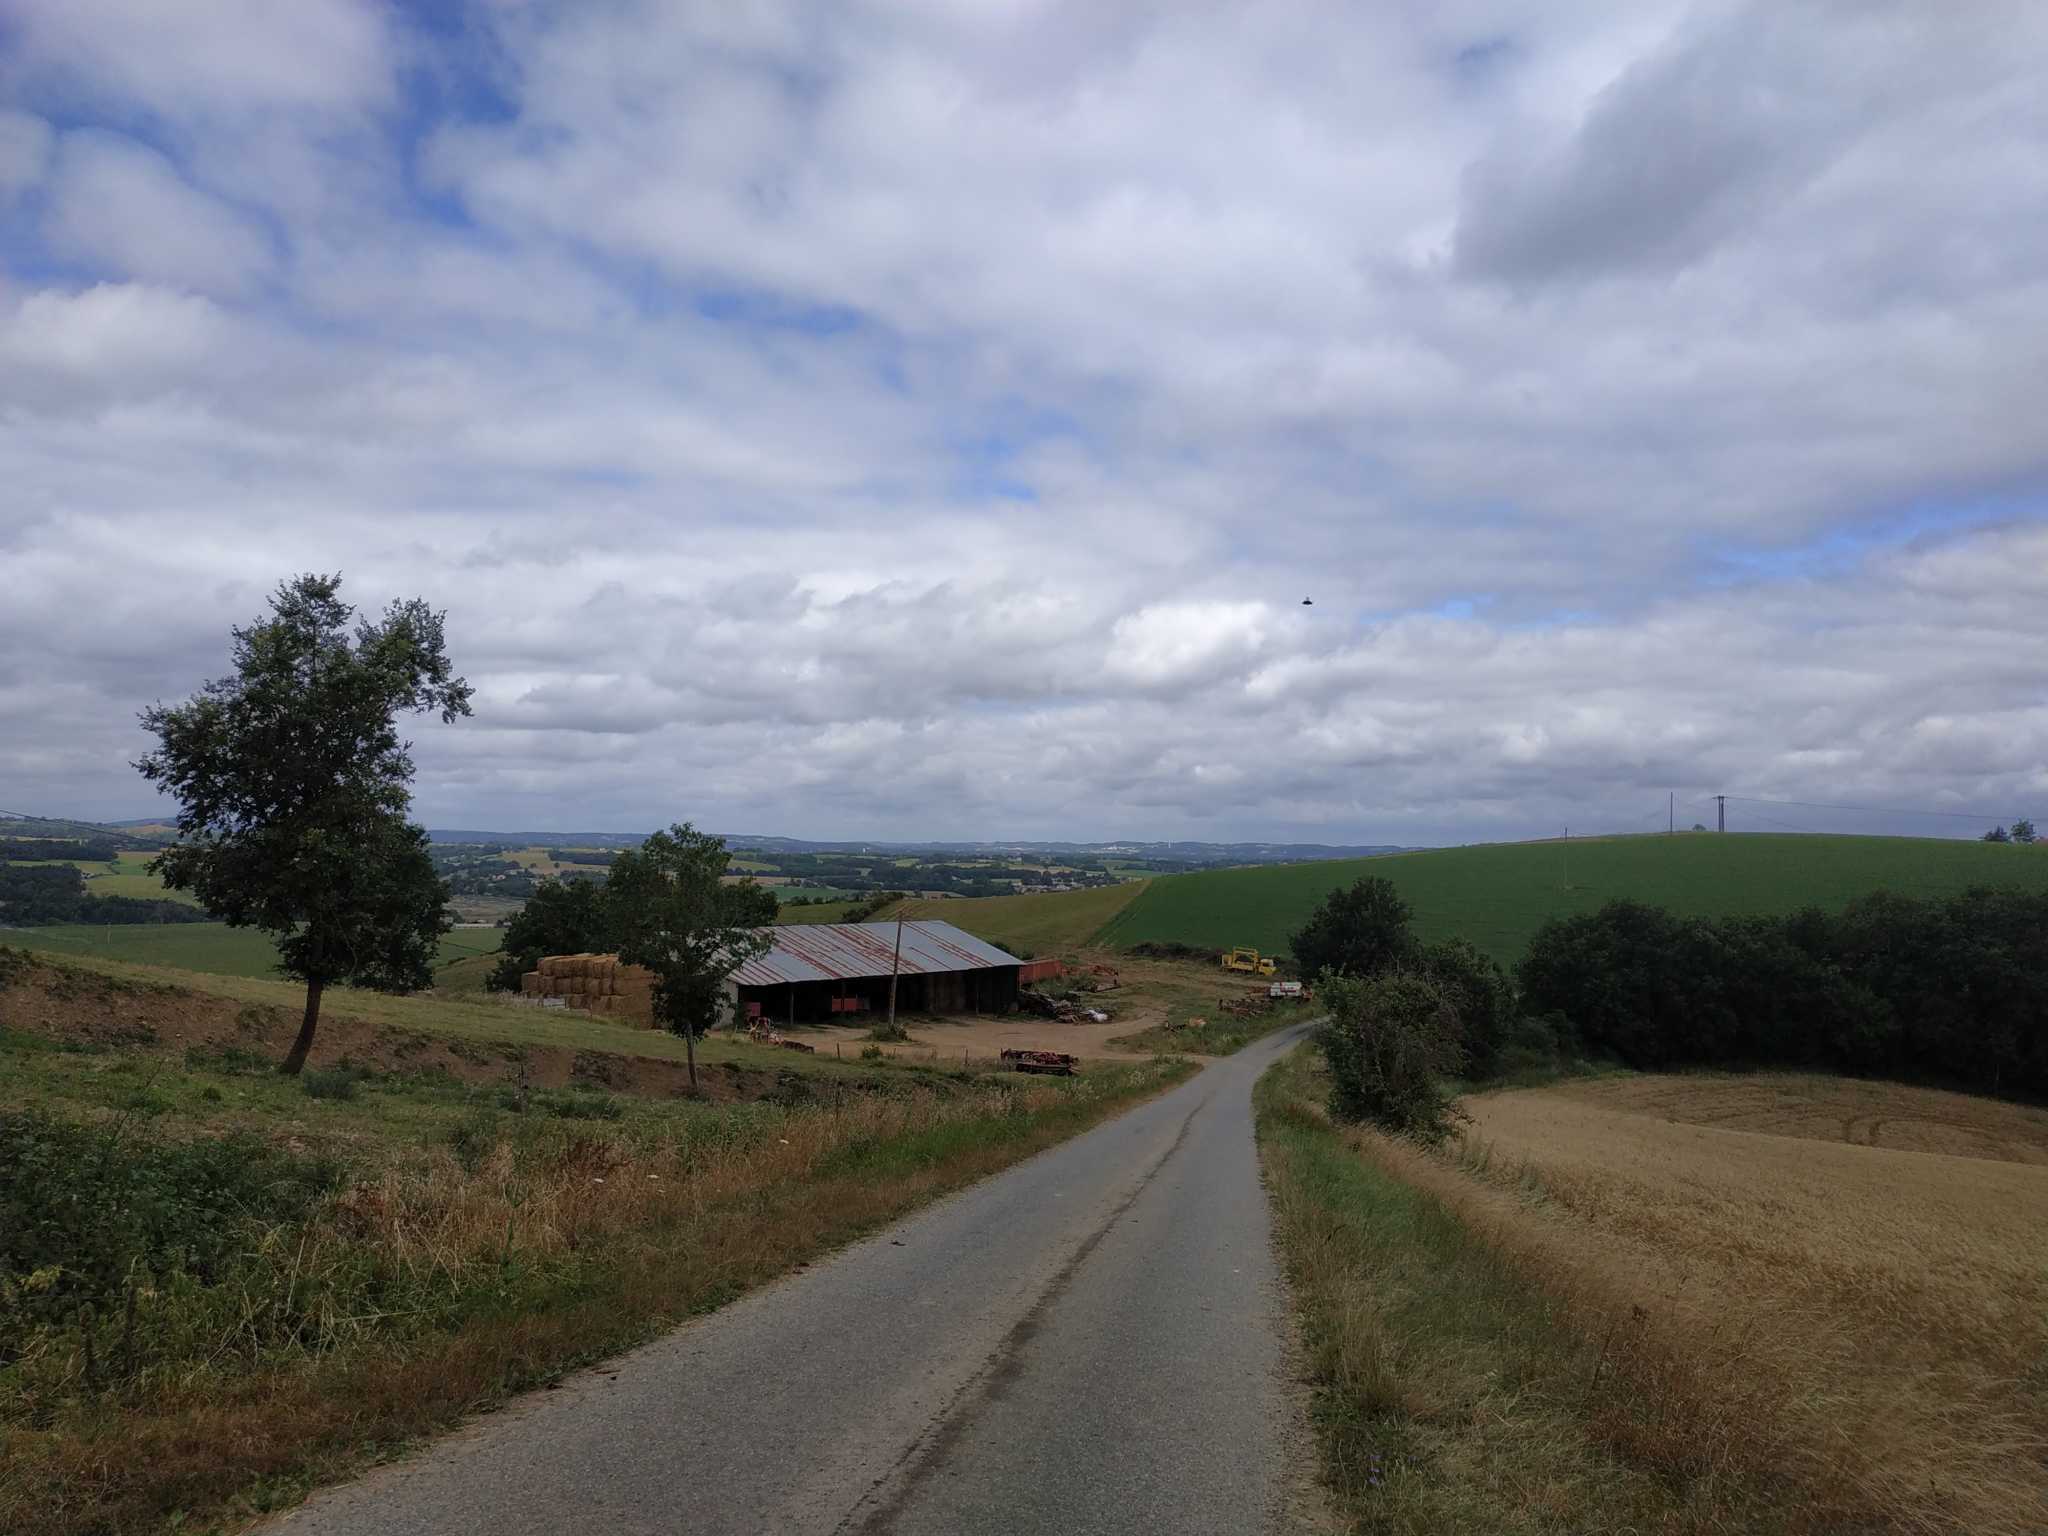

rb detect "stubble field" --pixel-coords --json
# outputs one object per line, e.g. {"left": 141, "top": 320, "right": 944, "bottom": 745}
{"left": 1441, "top": 1074, "right": 2048, "bottom": 1533}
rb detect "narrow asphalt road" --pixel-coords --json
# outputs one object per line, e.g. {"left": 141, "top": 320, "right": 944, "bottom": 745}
{"left": 271, "top": 1024, "right": 1318, "bottom": 1536}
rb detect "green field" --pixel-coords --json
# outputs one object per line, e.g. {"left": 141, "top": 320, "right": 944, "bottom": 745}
{"left": 4, "top": 850, "right": 202, "bottom": 904}
{"left": 1095, "top": 833, "right": 2048, "bottom": 966}
{"left": 4, "top": 921, "right": 498, "bottom": 980}
{"left": 888, "top": 880, "right": 1151, "bottom": 956}
{"left": 84, "top": 850, "right": 201, "bottom": 903}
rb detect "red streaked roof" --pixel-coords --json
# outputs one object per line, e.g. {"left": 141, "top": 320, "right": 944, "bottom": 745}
{"left": 733, "top": 920, "right": 1020, "bottom": 986}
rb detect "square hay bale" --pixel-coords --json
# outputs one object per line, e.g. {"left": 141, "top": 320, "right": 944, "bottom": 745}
{"left": 520, "top": 972, "right": 543, "bottom": 994}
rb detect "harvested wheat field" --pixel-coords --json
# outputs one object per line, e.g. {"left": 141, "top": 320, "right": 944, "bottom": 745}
{"left": 1423, "top": 1074, "right": 2048, "bottom": 1534}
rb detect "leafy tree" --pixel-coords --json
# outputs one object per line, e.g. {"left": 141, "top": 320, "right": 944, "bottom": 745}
{"left": 486, "top": 876, "right": 616, "bottom": 992}
{"left": 1413, "top": 936, "right": 1517, "bottom": 1078}
{"left": 136, "top": 574, "right": 472, "bottom": 1075}
{"left": 1984, "top": 825, "right": 2012, "bottom": 843}
{"left": 607, "top": 823, "right": 777, "bottom": 1088}
{"left": 2012, "top": 818, "right": 2037, "bottom": 844}
{"left": 1289, "top": 876, "right": 1415, "bottom": 982}
{"left": 1317, "top": 972, "right": 1465, "bottom": 1142}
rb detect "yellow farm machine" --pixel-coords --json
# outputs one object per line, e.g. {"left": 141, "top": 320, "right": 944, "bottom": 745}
{"left": 1219, "top": 946, "right": 1277, "bottom": 977}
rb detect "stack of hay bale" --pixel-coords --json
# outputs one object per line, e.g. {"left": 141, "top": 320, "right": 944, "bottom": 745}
{"left": 519, "top": 953, "right": 659, "bottom": 1026}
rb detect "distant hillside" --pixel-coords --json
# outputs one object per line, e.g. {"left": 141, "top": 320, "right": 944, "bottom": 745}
{"left": 423, "top": 829, "right": 1413, "bottom": 864}
{"left": 1095, "top": 833, "right": 2048, "bottom": 967}
{"left": 0, "top": 813, "right": 168, "bottom": 848}
{"left": 719, "top": 836, "right": 1412, "bottom": 864}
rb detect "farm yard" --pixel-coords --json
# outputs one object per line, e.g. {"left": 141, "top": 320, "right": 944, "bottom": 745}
{"left": 789, "top": 950, "right": 1292, "bottom": 1066}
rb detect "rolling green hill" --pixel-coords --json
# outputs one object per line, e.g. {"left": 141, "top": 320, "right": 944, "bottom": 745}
{"left": 1094, "top": 834, "right": 2048, "bottom": 967}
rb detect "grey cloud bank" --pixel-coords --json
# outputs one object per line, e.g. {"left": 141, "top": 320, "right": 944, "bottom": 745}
{"left": 2, "top": 1, "right": 2044, "bottom": 845}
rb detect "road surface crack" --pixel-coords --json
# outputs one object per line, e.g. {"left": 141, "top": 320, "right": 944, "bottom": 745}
{"left": 833, "top": 1092, "right": 1211, "bottom": 1534}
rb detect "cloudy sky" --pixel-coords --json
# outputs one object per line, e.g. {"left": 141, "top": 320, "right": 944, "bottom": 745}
{"left": 4, "top": 1, "right": 2045, "bottom": 844}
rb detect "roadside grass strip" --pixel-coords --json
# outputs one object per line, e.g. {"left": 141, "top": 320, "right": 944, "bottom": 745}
{"left": 0, "top": 1036, "right": 1192, "bottom": 1536}
{"left": 1254, "top": 1045, "right": 1867, "bottom": 1535}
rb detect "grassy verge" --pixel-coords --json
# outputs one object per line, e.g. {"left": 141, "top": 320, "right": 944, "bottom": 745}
{"left": 1254, "top": 1045, "right": 1843, "bottom": 1534}
{"left": 1112, "top": 1008, "right": 1309, "bottom": 1056}
{"left": 1, "top": 1012, "right": 1192, "bottom": 1536}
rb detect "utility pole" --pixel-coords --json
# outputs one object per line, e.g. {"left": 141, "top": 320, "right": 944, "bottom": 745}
{"left": 1716, "top": 794, "right": 1726, "bottom": 833}
{"left": 886, "top": 909, "right": 906, "bottom": 1032}
{"left": 1562, "top": 826, "right": 1569, "bottom": 889}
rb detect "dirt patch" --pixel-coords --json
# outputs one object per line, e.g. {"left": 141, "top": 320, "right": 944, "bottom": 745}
{"left": 0, "top": 956, "right": 768, "bottom": 1104}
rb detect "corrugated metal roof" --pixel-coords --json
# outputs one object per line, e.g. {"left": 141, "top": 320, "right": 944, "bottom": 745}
{"left": 733, "top": 920, "right": 1021, "bottom": 987}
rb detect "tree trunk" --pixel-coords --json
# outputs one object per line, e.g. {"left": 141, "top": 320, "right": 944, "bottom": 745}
{"left": 281, "top": 976, "right": 324, "bottom": 1076}
{"left": 683, "top": 1018, "right": 697, "bottom": 1090}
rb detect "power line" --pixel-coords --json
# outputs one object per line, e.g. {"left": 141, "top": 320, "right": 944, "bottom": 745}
{"left": 1723, "top": 794, "right": 2030, "bottom": 823}
{"left": 1746, "top": 811, "right": 1828, "bottom": 835}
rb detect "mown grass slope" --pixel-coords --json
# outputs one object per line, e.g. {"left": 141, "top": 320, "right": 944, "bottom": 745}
{"left": 1098, "top": 833, "right": 2048, "bottom": 966}
{"left": 887, "top": 879, "right": 1151, "bottom": 956}
{"left": 6, "top": 921, "right": 498, "bottom": 980}
{"left": 0, "top": 946, "right": 922, "bottom": 1085}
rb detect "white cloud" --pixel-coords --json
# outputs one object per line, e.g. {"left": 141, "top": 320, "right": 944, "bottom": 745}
{"left": 43, "top": 131, "right": 273, "bottom": 295}
{"left": 0, "top": 109, "right": 51, "bottom": 198}
{"left": 3, "top": 0, "right": 395, "bottom": 118}
{"left": 0, "top": 283, "right": 231, "bottom": 379}
{"left": 1, "top": 1, "right": 2046, "bottom": 841}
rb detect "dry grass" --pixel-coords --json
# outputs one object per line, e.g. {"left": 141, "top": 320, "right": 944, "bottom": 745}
{"left": 1430, "top": 1074, "right": 2048, "bottom": 1534}
{"left": 1257, "top": 1050, "right": 2048, "bottom": 1534}
{"left": 0, "top": 1038, "right": 1191, "bottom": 1535}
{"left": 1257, "top": 1050, "right": 1778, "bottom": 1534}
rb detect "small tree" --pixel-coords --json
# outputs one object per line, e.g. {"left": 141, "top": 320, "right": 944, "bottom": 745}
{"left": 1289, "top": 876, "right": 1415, "bottom": 982}
{"left": 136, "top": 574, "right": 472, "bottom": 1074}
{"left": 1984, "top": 825, "right": 2012, "bottom": 844}
{"left": 2012, "top": 818, "right": 2037, "bottom": 845}
{"left": 608, "top": 823, "right": 777, "bottom": 1088}
{"left": 1317, "top": 971, "right": 1465, "bottom": 1142}
{"left": 486, "top": 876, "right": 615, "bottom": 992}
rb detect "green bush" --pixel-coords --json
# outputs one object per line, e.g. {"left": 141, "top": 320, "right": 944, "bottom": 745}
{"left": 302, "top": 1064, "right": 372, "bottom": 1101}
{"left": 540, "top": 1089, "right": 624, "bottom": 1121}
{"left": 0, "top": 1110, "right": 340, "bottom": 1370}
{"left": 1414, "top": 937, "right": 1517, "bottom": 1079}
{"left": 1317, "top": 972, "right": 1465, "bottom": 1143}
{"left": 1289, "top": 877, "right": 1415, "bottom": 984}
{"left": 444, "top": 1107, "right": 501, "bottom": 1172}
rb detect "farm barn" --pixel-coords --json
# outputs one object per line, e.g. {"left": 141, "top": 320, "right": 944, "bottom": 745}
{"left": 730, "top": 920, "right": 1023, "bottom": 1025}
